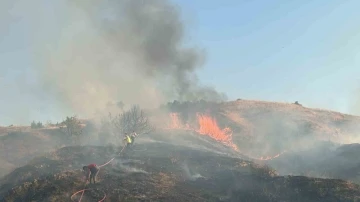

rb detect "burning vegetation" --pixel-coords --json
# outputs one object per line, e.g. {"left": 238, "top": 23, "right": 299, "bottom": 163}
{"left": 165, "top": 112, "right": 238, "bottom": 151}
{"left": 164, "top": 110, "right": 286, "bottom": 161}
{"left": 2, "top": 100, "right": 360, "bottom": 201}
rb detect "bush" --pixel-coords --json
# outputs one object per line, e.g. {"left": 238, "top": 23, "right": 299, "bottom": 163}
{"left": 112, "top": 105, "right": 155, "bottom": 135}
{"left": 31, "top": 121, "right": 43, "bottom": 129}
{"left": 101, "top": 105, "right": 155, "bottom": 143}
{"left": 294, "top": 101, "right": 302, "bottom": 106}
{"left": 58, "top": 116, "right": 83, "bottom": 145}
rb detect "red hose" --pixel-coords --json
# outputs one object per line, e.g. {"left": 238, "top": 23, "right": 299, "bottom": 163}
{"left": 98, "top": 157, "right": 114, "bottom": 168}
{"left": 70, "top": 144, "right": 127, "bottom": 201}
{"left": 70, "top": 188, "right": 106, "bottom": 202}
{"left": 79, "top": 189, "right": 85, "bottom": 201}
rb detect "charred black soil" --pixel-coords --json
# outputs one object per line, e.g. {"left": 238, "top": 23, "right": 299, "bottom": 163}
{"left": 1, "top": 142, "right": 360, "bottom": 202}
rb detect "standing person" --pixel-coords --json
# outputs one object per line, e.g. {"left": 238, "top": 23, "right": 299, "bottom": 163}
{"left": 121, "top": 133, "right": 133, "bottom": 156}
{"left": 123, "top": 133, "right": 132, "bottom": 147}
{"left": 82, "top": 163, "right": 100, "bottom": 184}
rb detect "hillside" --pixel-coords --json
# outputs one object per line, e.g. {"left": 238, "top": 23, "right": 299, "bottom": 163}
{"left": 222, "top": 100, "right": 360, "bottom": 142}
{"left": 2, "top": 141, "right": 360, "bottom": 202}
{"left": 1, "top": 99, "right": 360, "bottom": 176}
{"left": 164, "top": 99, "right": 360, "bottom": 156}
{"left": 0, "top": 121, "right": 94, "bottom": 177}
{"left": 1, "top": 99, "right": 360, "bottom": 201}
{"left": 0, "top": 128, "right": 65, "bottom": 177}
{"left": 269, "top": 142, "right": 360, "bottom": 184}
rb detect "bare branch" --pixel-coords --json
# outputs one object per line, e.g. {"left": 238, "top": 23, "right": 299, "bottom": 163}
{"left": 106, "top": 105, "right": 155, "bottom": 140}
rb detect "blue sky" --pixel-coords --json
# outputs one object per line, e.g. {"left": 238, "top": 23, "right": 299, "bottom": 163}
{"left": 172, "top": 0, "right": 360, "bottom": 113}
{"left": 1, "top": 0, "right": 360, "bottom": 125}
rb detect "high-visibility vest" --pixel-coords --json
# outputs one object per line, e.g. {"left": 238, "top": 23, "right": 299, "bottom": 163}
{"left": 126, "top": 136, "right": 132, "bottom": 143}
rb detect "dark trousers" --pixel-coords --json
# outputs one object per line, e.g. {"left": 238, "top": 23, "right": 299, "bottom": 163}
{"left": 89, "top": 166, "right": 100, "bottom": 184}
{"left": 130, "top": 136, "right": 135, "bottom": 146}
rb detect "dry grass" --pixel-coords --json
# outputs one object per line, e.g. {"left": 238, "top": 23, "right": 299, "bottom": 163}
{"left": 0, "top": 128, "right": 64, "bottom": 177}
{"left": 219, "top": 100, "right": 360, "bottom": 143}
{"left": 1, "top": 99, "right": 360, "bottom": 182}
{"left": 0, "top": 100, "right": 357, "bottom": 168}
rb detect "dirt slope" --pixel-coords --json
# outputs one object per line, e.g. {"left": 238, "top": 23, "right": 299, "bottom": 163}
{"left": 0, "top": 128, "right": 64, "bottom": 177}
{"left": 164, "top": 100, "right": 360, "bottom": 156}
{"left": 1, "top": 99, "right": 360, "bottom": 193}
{"left": 2, "top": 142, "right": 360, "bottom": 202}
{"left": 268, "top": 143, "right": 360, "bottom": 184}
{"left": 0, "top": 121, "right": 93, "bottom": 178}
{"left": 221, "top": 100, "right": 360, "bottom": 139}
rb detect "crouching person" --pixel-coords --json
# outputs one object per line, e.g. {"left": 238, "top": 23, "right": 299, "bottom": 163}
{"left": 83, "top": 163, "right": 100, "bottom": 184}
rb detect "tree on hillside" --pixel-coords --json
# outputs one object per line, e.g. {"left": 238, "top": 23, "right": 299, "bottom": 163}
{"left": 104, "top": 105, "right": 155, "bottom": 142}
{"left": 31, "top": 121, "right": 43, "bottom": 129}
{"left": 59, "top": 116, "right": 83, "bottom": 145}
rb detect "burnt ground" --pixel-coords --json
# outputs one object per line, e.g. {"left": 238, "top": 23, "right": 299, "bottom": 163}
{"left": 268, "top": 142, "right": 360, "bottom": 184}
{"left": 1, "top": 142, "right": 360, "bottom": 202}
{"left": 2, "top": 100, "right": 360, "bottom": 202}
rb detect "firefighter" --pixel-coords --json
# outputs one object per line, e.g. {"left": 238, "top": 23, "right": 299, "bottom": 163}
{"left": 123, "top": 133, "right": 132, "bottom": 147}
{"left": 82, "top": 163, "right": 100, "bottom": 184}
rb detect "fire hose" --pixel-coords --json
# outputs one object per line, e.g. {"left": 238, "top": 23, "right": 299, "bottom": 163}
{"left": 71, "top": 144, "right": 128, "bottom": 202}
{"left": 70, "top": 189, "right": 106, "bottom": 202}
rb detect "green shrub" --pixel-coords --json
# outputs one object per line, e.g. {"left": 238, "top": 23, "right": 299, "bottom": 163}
{"left": 31, "top": 121, "right": 43, "bottom": 129}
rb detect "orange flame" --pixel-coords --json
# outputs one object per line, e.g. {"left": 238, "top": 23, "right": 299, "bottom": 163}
{"left": 166, "top": 113, "right": 239, "bottom": 151}
{"left": 195, "top": 114, "right": 238, "bottom": 151}
{"left": 165, "top": 113, "right": 286, "bottom": 160}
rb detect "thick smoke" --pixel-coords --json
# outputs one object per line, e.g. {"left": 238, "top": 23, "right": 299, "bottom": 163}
{"left": 33, "top": 0, "right": 227, "bottom": 118}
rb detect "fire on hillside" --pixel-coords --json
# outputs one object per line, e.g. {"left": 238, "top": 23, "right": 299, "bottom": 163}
{"left": 164, "top": 113, "right": 285, "bottom": 161}
{"left": 165, "top": 113, "right": 238, "bottom": 151}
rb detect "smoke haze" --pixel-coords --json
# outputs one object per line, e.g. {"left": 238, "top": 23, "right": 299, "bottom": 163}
{"left": 29, "top": 0, "right": 227, "bottom": 119}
